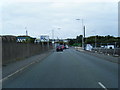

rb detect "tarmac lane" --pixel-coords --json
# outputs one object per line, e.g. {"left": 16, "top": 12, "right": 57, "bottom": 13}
{"left": 2, "top": 48, "right": 118, "bottom": 89}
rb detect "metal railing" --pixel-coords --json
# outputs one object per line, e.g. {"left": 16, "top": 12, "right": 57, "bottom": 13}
{"left": 92, "top": 48, "right": 120, "bottom": 56}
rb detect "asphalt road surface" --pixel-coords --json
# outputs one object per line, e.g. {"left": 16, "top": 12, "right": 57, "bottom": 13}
{"left": 3, "top": 48, "right": 118, "bottom": 88}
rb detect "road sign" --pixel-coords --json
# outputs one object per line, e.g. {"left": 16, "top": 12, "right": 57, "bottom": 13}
{"left": 40, "top": 35, "right": 49, "bottom": 42}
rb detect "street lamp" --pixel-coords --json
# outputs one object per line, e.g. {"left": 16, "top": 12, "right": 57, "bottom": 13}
{"left": 51, "top": 29, "right": 55, "bottom": 49}
{"left": 92, "top": 31, "right": 97, "bottom": 48}
{"left": 76, "top": 19, "right": 85, "bottom": 50}
{"left": 51, "top": 27, "right": 61, "bottom": 48}
{"left": 52, "top": 29, "right": 54, "bottom": 42}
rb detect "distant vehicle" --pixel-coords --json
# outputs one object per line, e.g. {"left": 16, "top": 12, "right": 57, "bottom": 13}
{"left": 60, "top": 45, "right": 65, "bottom": 50}
{"left": 106, "top": 45, "right": 115, "bottom": 49}
{"left": 56, "top": 45, "right": 63, "bottom": 52}
{"left": 101, "top": 46, "right": 105, "bottom": 48}
{"left": 64, "top": 45, "right": 69, "bottom": 49}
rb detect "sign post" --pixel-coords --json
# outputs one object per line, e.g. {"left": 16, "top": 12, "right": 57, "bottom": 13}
{"left": 40, "top": 35, "right": 49, "bottom": 48}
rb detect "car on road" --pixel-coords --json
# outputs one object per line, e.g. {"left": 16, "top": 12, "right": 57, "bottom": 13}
{"left": 60, "top": 45, "right": 65, "bottom": 50}
{"left": 56, "top": 45, "right": 63, "bottom": 52}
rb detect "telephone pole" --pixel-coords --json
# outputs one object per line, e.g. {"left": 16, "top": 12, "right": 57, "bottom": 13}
{"left": 83, "top": 26, "right": 86, "bottom": 50}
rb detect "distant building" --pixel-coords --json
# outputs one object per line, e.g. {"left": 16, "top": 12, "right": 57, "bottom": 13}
{"left": 17, "top": 36, "right": 31, "bottom": 42}
{"left": 16, "top": 36, "right": 37, "bottom": 43}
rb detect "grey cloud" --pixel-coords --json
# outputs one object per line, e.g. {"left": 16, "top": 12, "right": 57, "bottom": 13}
{"left": 1, "top": 2, "right": 118, "bottom": 38}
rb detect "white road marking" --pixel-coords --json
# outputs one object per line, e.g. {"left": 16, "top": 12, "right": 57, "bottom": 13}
{"left": 0, "top": 61, "right": 36, "bottom": 82}
{"left": 1, "top": 52, "right": 52, "bottom": 83}
{"left": 98, "top": 82, "right": 108, "bottom": 90}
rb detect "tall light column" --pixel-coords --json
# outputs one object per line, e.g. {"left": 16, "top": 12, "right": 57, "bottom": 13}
{"left": 52, "top": 29, "right": 54, "bottom": 42}
{"left": 52, "top": 29, "right": 54, "bottom": 48}
{"left": 76, "top": 19, "right": 84, "bottom": 49}
{"left": 92, "top": 30, "right": 97, "bottom": 48}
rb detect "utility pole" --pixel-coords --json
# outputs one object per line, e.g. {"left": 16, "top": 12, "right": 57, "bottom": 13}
{"left": 52, "top": 29, "right": 54, "bottom": 41}
{"left": 113, "top": 42, "right": 117, "bottom": 55}
{"left": 82, "top": 19, "right": 84, "bottom": 49}
{"left": 95, "top": 35, "right": 97, "bottom": 48}
{"left": 76, "top": 18, "right": 84, "bottom": 49}
{"left": 47, "top": 36, "right": 49, "bottom": 49}
{"left": 52, "top": 29, "right": 54, "bottom": 48}
{"left": 92, "top": 31, "right": 97, "bottom": 49}
{"left": 83, "top": 26, "right": 85, "bottom": 50}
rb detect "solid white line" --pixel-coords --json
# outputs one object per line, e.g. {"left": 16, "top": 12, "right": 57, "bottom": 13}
{"left": 0, "top": 52, "right": 51, "bottom": 83}
{"left": 98, "top": 82, "right": 108, "bottom": 90}
{"left": 0, "top": 61, "right": 36, "bottom": 82}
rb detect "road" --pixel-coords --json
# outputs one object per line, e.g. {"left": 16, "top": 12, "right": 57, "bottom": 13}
{"left": 3, "top": 48, "right": 118, "bottom": 88}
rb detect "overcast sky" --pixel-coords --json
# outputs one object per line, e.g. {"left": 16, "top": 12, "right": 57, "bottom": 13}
{"left": 0, "top": 0, "right": 118, "bottom": 39}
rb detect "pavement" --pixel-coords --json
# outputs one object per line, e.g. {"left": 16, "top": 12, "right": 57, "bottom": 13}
{"left": 2, "top": 49, "right": 54, "bottom": 79}
{"left": 2, "top": 48, "right": 118, "bottom": 88}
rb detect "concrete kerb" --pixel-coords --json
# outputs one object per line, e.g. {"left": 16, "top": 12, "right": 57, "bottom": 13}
{"left": 1, "top": 49, "right": 54, "bottom": 82}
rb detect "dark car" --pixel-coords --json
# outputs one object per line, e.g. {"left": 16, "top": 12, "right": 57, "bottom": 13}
{"left": 56, "top": 45, "right": 63, "bottom": 52}
{"left": 60, "top": 45, "right": 65, "bottom": 50}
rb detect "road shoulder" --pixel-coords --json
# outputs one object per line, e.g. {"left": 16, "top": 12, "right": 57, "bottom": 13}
{"left": 75, "top": 48, "right": 119, "bottom": 64}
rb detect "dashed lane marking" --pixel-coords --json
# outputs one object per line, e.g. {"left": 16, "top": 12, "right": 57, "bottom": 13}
{"left": 98, "top": 82, "right": 108, "bottom": 90}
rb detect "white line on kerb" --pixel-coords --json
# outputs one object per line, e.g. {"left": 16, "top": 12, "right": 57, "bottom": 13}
{"left": 98, "top": 82, "right": 108, "bottom": 90}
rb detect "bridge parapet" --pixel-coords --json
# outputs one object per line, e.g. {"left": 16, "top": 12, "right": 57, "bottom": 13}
{"left": 2, "top": 36, "right": 53, "bottom": 64}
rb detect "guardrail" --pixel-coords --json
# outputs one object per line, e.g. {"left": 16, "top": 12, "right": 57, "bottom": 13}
{"left": 92, "top": 48, "right": 120, "bottom": 56}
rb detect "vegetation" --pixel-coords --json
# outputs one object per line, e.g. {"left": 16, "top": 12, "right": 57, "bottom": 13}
{"left": 26, "top": 38, "right": 36, "bottom": 43}
{"left": 67, "top": 35, "right": 120, "bottom": 47}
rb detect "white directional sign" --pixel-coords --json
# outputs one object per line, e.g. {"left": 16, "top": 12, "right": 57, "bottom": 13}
{"left": 40, "top": 35, "right": 49, "bottom": 42}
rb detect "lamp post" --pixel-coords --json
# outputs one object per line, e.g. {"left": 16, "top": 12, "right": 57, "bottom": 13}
{"left": 57, "top": 27, "right": 61, "bottom": 45}
{"left": 52, "top": 29, "right": 55, "bottom": 48}
{"left": 76, "top": 19, "right": 85, "bottom": 50}
{"left": 95, "top": 35, "right": 97, "bottom": 48}
{"left": 52, "top": 29, "right": 54, "bottom": 42}
{"left": 51, "top": 27, "right": 61, "bottom": 48}
{"left": 92, "top": 31, "right": 97, "bottom": 48}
